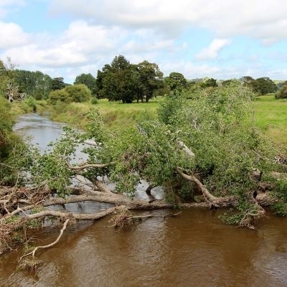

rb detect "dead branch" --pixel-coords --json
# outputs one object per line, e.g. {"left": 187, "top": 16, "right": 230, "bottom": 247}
{"left": 20, "top": 219, "right": 70, "bottom": 260}
{"left": 176, "top": 140, "right": 196, "bottom": 158}
{"left": 68, "top": 162, "right": 115, "bottom": 171}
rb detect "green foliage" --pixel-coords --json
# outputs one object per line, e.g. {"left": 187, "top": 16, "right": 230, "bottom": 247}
{"left": 271, "top": 179, "right": 287, "bottom": 216}
{"left": 42, "top": 84, "right": 278, "bottom": 202}
{"left": 74, "top": 73, "right": 98, "bottom": 96}
{"left": 254, "top": 77, "right": 277, "bottom": 95}
{"left": 219, "top": 210, "right": 244, "bottom": 225}
{"left": 275, "top": 80, "right": 287, "bottom": 99}
{"left": 51, "top": 77, "right": 66, "bottom": 91}
{"left": 48, "top": 84, "right": 91, "bottom": 105}
{"left": 271, "top": 202, "right": 287, "bottom": 217}
{"left": 15, "top": 69, "right": 52, "bottom": 99}
{"left": 96, "top": 55, "right": 164, "bottom": 103}
{"left": 91, "top": 97, "right": 98, "bottom": 105}
{"left": 23, "top": 96, "right": 37, "bottom": 111}
{"left": 0, "top": 97, "right": 32, "bottom": 184}
{"left": 48, "top": 89, "right": 70, "bottom": 105}
{"left": 165, "top": 72, "right": 188, "bottom": 92}
{"left": 99, "top": 84, "right": 276, "bottom": 200}
{"left": 65, "top": 84, "right": 91, "bottom": 103}
{"left": 200, "top": 77, "right": 218, "bottom": 88}
{"left": 157, "top": 91, "right": 185, "bottom": 125}
{"left": 30, "top": 126, "right": 81, "bottom": 197}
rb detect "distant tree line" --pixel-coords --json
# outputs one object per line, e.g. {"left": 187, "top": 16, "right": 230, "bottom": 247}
{"left": 2, "top": 55, "right": 286, "bottom": 104}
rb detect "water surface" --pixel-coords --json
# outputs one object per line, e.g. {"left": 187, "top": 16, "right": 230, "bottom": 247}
{"left": 1, "top": 114, "right": 286, "bottom": 287}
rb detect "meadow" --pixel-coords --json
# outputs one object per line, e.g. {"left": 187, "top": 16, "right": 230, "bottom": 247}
{"left": 13, "top": 94, "right": 287, "bottom": 149}
{"left": 253, "top": 95, "right": 287, "bottom": 148}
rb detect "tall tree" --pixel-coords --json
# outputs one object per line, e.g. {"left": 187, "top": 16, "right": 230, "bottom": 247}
{"left": 0, "top": 58, "right": 18, "bottom": 101}
{"left": 165, "top": 72, "right": 188, "bottom": 92}
{"left": 97, "top": 55, "right": 137, "bottom": 103}
{"left": 254, "top": 77, "right": 277, "bottom": 95}
{"left": 137, "top": 60, "right": 163, "bottom": 102}
{"left": 15, "top": 70, "right": 52, "bottom": 99}
{"left": 51, "top": 77, "right": 66, "bottom": 91}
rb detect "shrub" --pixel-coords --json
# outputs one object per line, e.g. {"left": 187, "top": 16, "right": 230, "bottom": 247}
{"left": 48, "top": 84, "right": 92, "bottom": 105}
{"left": 65, "top": 84, "right": 91, "bottom": 103}
{"left": 48, "top": 89, "right": 70, "bottom": 105}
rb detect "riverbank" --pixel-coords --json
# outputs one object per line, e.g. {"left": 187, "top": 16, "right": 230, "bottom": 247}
{"left": 11, "top": 94, "right": 287, "bottom": 147}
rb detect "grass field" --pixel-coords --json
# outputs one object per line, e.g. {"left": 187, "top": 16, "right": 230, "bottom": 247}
{"left": 253, "top": 95, "right": 287, "bottom": 147}
{"left": 12, "top": 94, "right": 287, "bottom": 148}
{"left": 45, "top": 98, "right": 162, "bottom": 131}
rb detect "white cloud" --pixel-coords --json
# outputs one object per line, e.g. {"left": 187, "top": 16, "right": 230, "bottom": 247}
{"left": 1, "top": 0, "right": 287, "bottom": 82}
{"left": 49, "top": 0, "right": 287, "bottom": 43}
{"left": 195, "top": 38, "right": 230, "bottom": 61}
{"left": 0, "top": 0, "right": 26, "bottom": 19}
{"left": 0, "top": 22, "right": 29, "bottom": 49}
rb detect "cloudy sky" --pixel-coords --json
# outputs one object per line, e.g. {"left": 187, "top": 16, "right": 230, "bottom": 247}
{"left": 1, "top": 0, "right": 287, "bottom": 83}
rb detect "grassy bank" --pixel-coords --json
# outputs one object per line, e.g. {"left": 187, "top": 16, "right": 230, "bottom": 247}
{"left": 47, "top": 98, "right": 161, "bottom": 131}
{"left": 11, "top": 94, "right": 287, "bottom": 148}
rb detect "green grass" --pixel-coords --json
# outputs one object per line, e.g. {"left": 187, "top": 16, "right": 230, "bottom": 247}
{"left": 253, "top": 95, "right": 287, "bottom": 147}
{"left": 12, "top": 94, "right": 287, "bottom": 148}
{"left": 46, "top": 98, "right": 162, "bottom": 131}
{"left": 97, "top": 98, "right": 160, "bottom": 130}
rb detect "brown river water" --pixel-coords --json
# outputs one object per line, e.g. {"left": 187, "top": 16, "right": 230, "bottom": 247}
{"left": 0, "top": 114, "right": 286, "bottom": 287}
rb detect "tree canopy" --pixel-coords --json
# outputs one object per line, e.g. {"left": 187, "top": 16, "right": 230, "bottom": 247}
{"left": 14, "top": 70, "right": 52, "bottom": 99}
{"left": 96, "top": 55, "right": 164, "bottom": 103}
{"left": 165, "top": 72, "right": 188, "bottom": 92}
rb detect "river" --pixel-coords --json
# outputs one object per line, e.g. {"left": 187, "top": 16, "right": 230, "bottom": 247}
{"left": 0, "top": 114, "right": 286, "bottom": 287}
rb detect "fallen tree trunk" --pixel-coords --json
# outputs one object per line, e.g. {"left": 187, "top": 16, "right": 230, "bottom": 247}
{"left": 0, "top": 168, "right": 280, "bottom": 257}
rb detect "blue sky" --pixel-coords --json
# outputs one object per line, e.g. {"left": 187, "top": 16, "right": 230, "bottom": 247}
{"left": 1, "top": 0, "right": 287, "bottom": 83}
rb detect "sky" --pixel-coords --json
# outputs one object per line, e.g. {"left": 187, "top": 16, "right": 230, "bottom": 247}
{"left": 1, "top": 0, "right": 287, "bottom": 84}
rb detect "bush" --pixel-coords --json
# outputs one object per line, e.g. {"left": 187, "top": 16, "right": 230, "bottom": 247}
{"left": 275, "top": 82, "right": 287, "bottom": 99}
{"left": 48, "top": 89, "right": 70, "bottom": 105}
{"left": 91, "top": 97, "right": 98, "bottom": 105}
{"left": 0, "top": 97, "right": 30, "bottom": 184}
{"left": 65, "top": 84, "right": 91, "bottom": 103}
{"left": 48, "top": 84, "right": 92, "bottom": 105}
{"left": 24, "top": 96, "right": 37, "bottom": 112}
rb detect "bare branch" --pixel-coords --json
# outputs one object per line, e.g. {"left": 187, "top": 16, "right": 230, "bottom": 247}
{"left": 68, "top": 162, "right": 114, "bottom": 171}
{"left": 93, "top": 178, "right": 115, "bottom": 195}
{"left": 176, "top": 167, "right": 217, "bottom": 202}
{"left": 176, "top": 140, "right": 195, "bottom": 158}
{"left": 20, "top": 219, "right": 70, "bottom": 260}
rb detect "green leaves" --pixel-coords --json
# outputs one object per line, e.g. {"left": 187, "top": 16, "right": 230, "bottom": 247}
{"left": 48, "top": 84, "right": 91, "bottom": 105}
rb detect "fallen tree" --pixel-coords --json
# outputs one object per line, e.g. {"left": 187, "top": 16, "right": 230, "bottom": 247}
{"left": 1, "top": 83, "right": 287, "bottom": 259}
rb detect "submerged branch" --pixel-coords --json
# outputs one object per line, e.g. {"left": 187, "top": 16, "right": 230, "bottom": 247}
{"left": 20, "top": 219, "right": 70, "bottom": 260}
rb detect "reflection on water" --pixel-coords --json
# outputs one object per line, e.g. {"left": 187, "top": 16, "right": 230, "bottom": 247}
{"left": 1, "top": 114, "right": 286, "bottom": 287}
{"left": 13, "top": 113, "right": 65, "bottom": 151}
{"left": 0, "top": 210, "right": 287, "bottom": 287}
